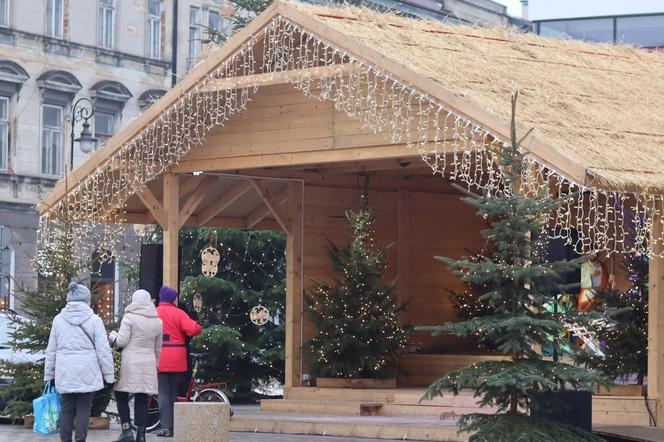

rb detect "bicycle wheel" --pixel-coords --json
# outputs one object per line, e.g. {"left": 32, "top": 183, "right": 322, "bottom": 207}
{"left": 196, "top": 388, "right": 230, "bottom": 404}
{"left": 128, "top": 394, "right": 161, "bottom": 433}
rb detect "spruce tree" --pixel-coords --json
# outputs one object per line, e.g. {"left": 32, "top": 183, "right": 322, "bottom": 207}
{"left": 306, "top": 190, "right": 410, "bottom": 379}
{"left": 0, "top": 208, "right": 110, "bottom": 419}
{"left": 423, "top": 93, "right": 606, "bottom": 441}
{"left": 178, "top": 228, "right": 286, "bottom": 397}
{"left": 579, "top": 252, "right": 648, "bottom": 384}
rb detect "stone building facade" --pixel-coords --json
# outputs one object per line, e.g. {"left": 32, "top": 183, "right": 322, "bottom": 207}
{"left": 0, "top": 0, "right": 232, "bottom": 314}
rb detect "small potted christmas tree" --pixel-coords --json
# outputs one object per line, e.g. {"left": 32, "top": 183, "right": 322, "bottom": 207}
{"left": 306, "top": 186, "right": 410, "bottom": 388}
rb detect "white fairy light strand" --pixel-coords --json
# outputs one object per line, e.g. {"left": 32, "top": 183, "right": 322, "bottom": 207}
{"left": 38, "top": 14, "right": 664, "bottom": 258}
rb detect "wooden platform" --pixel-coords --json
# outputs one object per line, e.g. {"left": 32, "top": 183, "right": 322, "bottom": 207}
{"left": 594, "top": 425, "right": 664, "bottom": 442}
{"left": 231, "top": 407, "right": 465, "bottom": 441}
{"left": 231, "top": 388, "right": 657, "bottom": 441}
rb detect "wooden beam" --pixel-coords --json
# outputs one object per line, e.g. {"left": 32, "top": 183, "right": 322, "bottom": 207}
{"left": 121, "top": 211, "right": 281, "bottom": 231}
{"left": 202, "top": 64, "right": 351, "bottom": 92}
{"left": 285, "top": 181, "right": 303, "bottom": 388}
{"left": 196, "top": 180, "right": 253, "bottom": 227}
{"left": 248, "top": 183, "right": 290, "bottom": 232}
{"left": 162, "top": 174, "right": 180, "bottom": 290}
{"left": 179, "top": 177, "right": 217, "bottom": 228}
{"left": 179, "top": 175, "right": 204, "bottom": 198}
{"left": 649, "top": 208, "right": 664, "bottom": 425}
{"left": 245, "top": 188, "right": 289, "bottom": 229}
{"left": 172, "top": 143, "right": 420, "bottom": 173}
{"left": 136, "top": 186, "right": 166, "bottom": 227}
{"left": 397, "top": 190, "right": 410, "bottom": 324}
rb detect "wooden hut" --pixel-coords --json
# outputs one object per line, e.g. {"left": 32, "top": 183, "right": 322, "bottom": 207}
{"left": 40, "top": 1, "right": 664, "bottom": 439}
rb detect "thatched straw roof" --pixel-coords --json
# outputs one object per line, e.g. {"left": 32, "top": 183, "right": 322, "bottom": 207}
{"left": 289, "top": 2, "right": 664, "bottom": 192}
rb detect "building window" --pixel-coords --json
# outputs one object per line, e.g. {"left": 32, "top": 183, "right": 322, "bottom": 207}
{"left": 47, "top": 0, "right": 64, "bottom": 38}
{"left": 617, "top": 15, "right": 664, "bottom": 48}
{"left": 0, "top": 0, "right": 9, "bottom": 28}
{"left": 0, "top": 97, "right": 8, "bottom": 171}
{"left": 147, "top": 0, "right": 161, "bottom": 58}
{"left": 538, "top": 18, "right": 614, "bottom": 43}
{"left": 188, "top": 6, "right": 201, "bottom": 68}
{"left": 41, "top": 104, "right": 63, "bottom": 176}
{"left": 207, "top": 10, "right": 229, "bottom": 43}
{"left": 98, "top": 0, "right": 115, "bottom": 49}
{"left": 95, "top": 111, "right": 115, "bottom": 143}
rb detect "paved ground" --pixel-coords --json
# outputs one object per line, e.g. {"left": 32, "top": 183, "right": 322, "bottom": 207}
{"left": 0, "top": 424, "right": 400, "bottom": 442}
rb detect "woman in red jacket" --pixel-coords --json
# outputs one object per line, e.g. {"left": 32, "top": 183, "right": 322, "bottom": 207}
{"left": 155, "top": 286, "right": 202, "bottom": 437}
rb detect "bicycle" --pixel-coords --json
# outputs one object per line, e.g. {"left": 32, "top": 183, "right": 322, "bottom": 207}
{"left": 130, "top": 352, "right": 231, "bottom": 432}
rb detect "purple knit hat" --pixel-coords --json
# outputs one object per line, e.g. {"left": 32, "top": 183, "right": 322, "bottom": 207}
{"left": 159, "top": 286, "right": 178, "bottom": 303}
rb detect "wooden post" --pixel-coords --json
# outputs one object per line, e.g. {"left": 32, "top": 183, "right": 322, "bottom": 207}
{"left": 649, "top": 211, "right": 664, "bottom": 425}
{"left": 163, "top": 173, "right": 180, "bottom": 290}
{"left": 397, "top": 190, "right": 410, "bottom": 322}
{"left": 285, "top": 182, "right": 303, "bottom": 390}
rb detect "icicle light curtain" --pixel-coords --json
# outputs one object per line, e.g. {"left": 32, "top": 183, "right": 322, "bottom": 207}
{"left": 39, "top": 2, "right": 664, "bottom": 259}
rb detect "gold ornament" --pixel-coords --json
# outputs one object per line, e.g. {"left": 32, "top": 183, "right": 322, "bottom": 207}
{"left": 249, "top": 305, "right": 270, "bottom": 326}
{"left": 201, "top": 246, "right": 220, "bottom": 277}
{"left": 193, "top": 292, "right": 203, "bottom": 313}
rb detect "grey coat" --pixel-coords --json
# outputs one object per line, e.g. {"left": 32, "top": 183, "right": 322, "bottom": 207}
{"left": 111, "top": 300, "right": 163, "bottom": 394}
{"left": 44, "top": 301, "right": 115, "bottom": 394}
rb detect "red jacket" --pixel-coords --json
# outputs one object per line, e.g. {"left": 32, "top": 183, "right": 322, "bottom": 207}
{"left": 157, "top": 302, "right": 202, "bottom": 372}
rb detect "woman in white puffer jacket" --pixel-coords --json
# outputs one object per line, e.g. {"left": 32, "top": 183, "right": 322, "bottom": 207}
{"left": 44, "top": 282, "right": 114, "bottom": 442}
{"left": 109, "top": 289, "right": 162, "bottom": 442}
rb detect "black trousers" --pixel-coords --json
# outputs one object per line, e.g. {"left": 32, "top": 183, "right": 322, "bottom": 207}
{"left": 158, "top": 372, "right": 183, "bottom": 430}
{"left": 115, "top": 391, "right": 148, "bottom": 427}
{"left": 59, "top": 392, "right": 94, "bottom": 442}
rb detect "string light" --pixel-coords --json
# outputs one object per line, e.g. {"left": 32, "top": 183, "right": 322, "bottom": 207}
{"left": 37, "top": 15, "right": 664, "bottom": 260}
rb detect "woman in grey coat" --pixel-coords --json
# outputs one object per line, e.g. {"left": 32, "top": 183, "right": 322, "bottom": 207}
{"left": 44, "top": 282, "right": 114, "bottom": 442}
{"left": 109, "top": 289, "right": 162, "bottom": 442}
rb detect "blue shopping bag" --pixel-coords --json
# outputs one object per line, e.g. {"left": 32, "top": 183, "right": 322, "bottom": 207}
{"left": 33, "top": 382, "right": 61, "bottom": 435}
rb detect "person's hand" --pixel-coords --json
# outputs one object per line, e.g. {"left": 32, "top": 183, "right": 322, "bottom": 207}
{"left": 108, "top": 330, "right": 118, "bottom": 342}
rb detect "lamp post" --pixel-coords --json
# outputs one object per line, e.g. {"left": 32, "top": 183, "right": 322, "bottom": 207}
{"left": 69, "top": 97, "right": 98, "bottom": 170}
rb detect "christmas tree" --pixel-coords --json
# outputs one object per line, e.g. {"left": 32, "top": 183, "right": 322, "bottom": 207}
{"left": 306, "top": 189, "right": 410, "bottom": 379}
{"left": 579, "top": 252, "right": 648, "bottom": 384}
{"left": 424, "top": 92, "right": 605, "bottom": 441}
{"left": 178, "top": 228, "right": 286, "bottom": 397}
{"left": 0, "top": 208, "right": 112, "bottom": 418}
{"left": 205, "top": 0, "right": 272, "bottom": 44}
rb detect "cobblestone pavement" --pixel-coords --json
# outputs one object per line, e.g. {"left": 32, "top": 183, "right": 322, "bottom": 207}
{"left": 0, "top": 425, "right": 400, "bottom": 441}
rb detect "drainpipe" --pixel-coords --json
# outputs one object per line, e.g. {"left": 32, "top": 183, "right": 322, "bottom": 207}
{"left": 171, "top": 0, "right": 179, "bottom": 87}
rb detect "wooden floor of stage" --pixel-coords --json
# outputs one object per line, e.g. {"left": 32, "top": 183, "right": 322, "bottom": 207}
{"left": 594, "top": 425, "right": 664, "bottom": 442}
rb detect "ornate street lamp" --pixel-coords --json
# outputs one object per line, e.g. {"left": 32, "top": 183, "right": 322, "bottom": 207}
{"left": 69, "top": 97, "right": 98, "bottom": 170}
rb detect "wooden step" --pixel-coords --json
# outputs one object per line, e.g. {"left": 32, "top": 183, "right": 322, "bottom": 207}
{"left": 262, "top": 398, "right": 496, "bottom": 419}
{"left": 286, "top": 387, "right": 481, "bottom": 407}
{"left": 231, "top": 408, "right": 467, "bottom": 441}
{"left": 592, "top": 396, "right": 655, "bottom": 426}
{"left": 261, "top": 399, "right": 364, "bottom": 415}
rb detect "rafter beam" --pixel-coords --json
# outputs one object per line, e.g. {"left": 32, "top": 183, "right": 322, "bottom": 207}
{"left": 179, "top": 176, "right": 204, "bottom": 198}
{"left": 246, "top": 184, "right": 289, "bottom": 232}
{"left": 136, "top": 185, "right": 166, "bottom": 227}
{"left": 202, "top": 64, "right": 351, "bottom": 92}
{"left": 196, "top": 180, "right": 253, "bottom": 227}
{"left": 179, "top": 177, "right": 217, "bottom": 228}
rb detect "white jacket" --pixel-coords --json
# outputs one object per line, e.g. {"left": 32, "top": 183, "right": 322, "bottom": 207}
{"left": 44, "top": 301, "right": 115, "bottom": 394}
{"left": 111, "top": 300, "right": 162, "bottom": 394}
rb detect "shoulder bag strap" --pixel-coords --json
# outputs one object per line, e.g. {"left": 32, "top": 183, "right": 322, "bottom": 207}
{"left": 78, "top": 316, "right": 96, "bottom": 349}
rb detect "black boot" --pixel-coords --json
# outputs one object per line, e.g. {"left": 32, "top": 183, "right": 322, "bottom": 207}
{"left": 135, "top": 426, "right": 147, "bottom": 442}
{"left": 113, "top": 423, "right": 134, "bottom": 442}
